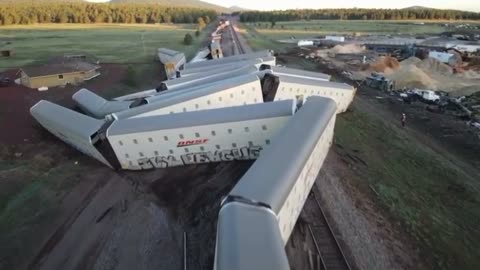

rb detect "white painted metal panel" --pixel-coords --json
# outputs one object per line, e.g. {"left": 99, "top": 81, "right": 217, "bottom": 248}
{"left": 72, "top": 88, "right": 132, "bottom": 118}
{"left": 107, "top": 101, "right": 295, "bottom": 170}
{"left": 113, "top": 75, "right": 264, "bottom": 119}
{"left": 214, "top": 202, "right": 289, "bottom": 270}
{"left": 30, "top": 100, "right": 111, "bottom": 167}
{"left": 226, "top": 96, "right": 337, "bottom": 244}
{"left": 272, "top": 66, "right": 330, "bottom": 81}
{"left": 276, "top": 114, "right": 335, "bottom": 242}
{"left": 428, "top": 51, "right": 454, "bottom": 64}
{"left": 274, "top": 76, "right": 355, "bottom": 114}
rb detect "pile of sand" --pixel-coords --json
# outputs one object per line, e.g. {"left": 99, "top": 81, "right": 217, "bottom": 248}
{"left": 386, "top": 64, "right": 437, "bottom": 90}
{"left": 369, "top": 56, "right": 400, "bottom": 73}
{"left": 416, "top": 58, "right": 453, "bottom": 75}
{"left": 458, "top": 70, "right": 480, "bottom": 80}
{"left": 400, "top": 57, "right": 422, "bottom": 66}
{"left": 451, "top": 85, "right": 480, "bottom": 97}
{"left": 331, "top": 44, "right": 365, "bottom": 54}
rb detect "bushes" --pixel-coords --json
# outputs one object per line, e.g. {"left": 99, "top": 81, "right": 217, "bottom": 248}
{"left": 183, "top": 33, "right": 193, "bottom": 45}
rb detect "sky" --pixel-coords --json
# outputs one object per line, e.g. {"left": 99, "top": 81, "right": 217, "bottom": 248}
{"left": 85, "top": 0, "right": 480, "bottom": 12}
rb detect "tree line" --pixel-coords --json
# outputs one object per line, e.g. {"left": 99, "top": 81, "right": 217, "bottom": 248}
{"left": 239, "top": 9, "right": 480, "bottom": 22}
{"left": 0, "top": 3, "right": 217, "bottom": 25}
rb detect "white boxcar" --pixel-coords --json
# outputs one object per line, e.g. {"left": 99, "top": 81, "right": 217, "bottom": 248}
{"left": 180, "top": 57, "right": 275, "bottom": 77}
{"left": 274, "top": 75, "right": 355, "bottom": 113}
{"left": 428, "top": 51, "right": 456, "bottom": 66}
{"left": 185, "top": 50, "right": 273, "bottom": 70}
{"left": 161, "top": 65, "right": 259, "bottom": 92}
{"left": 272, "top": 66, "right": 330, "bottom": 81}
{"left": 106, "top": 100, "right": 296, "bottom": 170}
{"left": 112, "top": 74, "right": 264, "bottom": 120}
{"left": 30, "top": 100, "right": 112, "bottom": 167}
{"left": 297, "top": 40, "right": 314, "bottom": 47}
{"left": 325, "top": 36, "right": 345, "bottom": 42}
{"left": 217, "top": 96, "right": 337, "bottom": 263}
{"left": 73, "top": 89, "right": 134, "bottom": 118}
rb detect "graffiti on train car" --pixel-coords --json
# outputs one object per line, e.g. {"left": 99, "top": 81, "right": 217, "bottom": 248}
{"left": 137, "top": 146, "right": 263, "bottom": 169}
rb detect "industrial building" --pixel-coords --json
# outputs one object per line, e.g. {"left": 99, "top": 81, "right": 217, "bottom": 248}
{"left": 20, "top": 60, "right": 100, "bottom": 89}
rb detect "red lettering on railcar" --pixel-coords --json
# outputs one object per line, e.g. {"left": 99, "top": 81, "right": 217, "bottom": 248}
{"left": 177, "top": 138, "right": 209, "bottom": 147}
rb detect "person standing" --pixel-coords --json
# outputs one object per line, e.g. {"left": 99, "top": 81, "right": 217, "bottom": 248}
{"left": 401, "top": 113, "right": 406, "bottom": 127}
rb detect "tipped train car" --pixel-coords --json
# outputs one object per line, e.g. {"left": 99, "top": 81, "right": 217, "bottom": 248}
{"left": 273, "top": 75, "right": 356, "bottom": 113}
{"left": 31, "top": 100, "right": 296, "bottom": 170}
{"left": 111, "top": 74, "right": 265, "bottom": 120}
{"left": 215, "top": 96, "right": 338, "bottom": 269}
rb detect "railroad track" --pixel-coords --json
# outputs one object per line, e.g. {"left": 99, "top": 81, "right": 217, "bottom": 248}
{"left": 230, "top": 23, "right": 245, "bottom": 55}
{"left": 305, "top": 186, "right": 352, "bottom": 270}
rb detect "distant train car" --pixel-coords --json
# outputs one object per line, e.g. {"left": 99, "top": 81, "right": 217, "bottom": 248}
{"left": 107, "top": 100, "right": 296, "bottom": 170}
{"left": 274, "top": 75, "right": 356, "bottom": 113}
{"left": 185, "top": 50, "right": 273, "bottom": 70}
{"left": 180, "top": 56, "right": 275, "bottom": 77}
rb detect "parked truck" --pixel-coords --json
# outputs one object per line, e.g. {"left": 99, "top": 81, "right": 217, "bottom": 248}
{"left": 365, "top": 72, "right": 395, "bottom": 91}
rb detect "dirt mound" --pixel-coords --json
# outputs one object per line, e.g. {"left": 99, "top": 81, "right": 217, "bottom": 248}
{"left": 417, "top": 57, "right": 453, "bottom": 75}
{"left": 451, "top": 85, "right": 480, "bottom": 97}
{"left": 370, "top": 56, "right": 400, "bottom": 73}
{"left": 331, "top": 44, "right": 365, "bottom": 54}
{"left": 459, "top": 69, "right": 480, "bottom": 80}
{"left": 400, "top": 57, "right": 422, "bottom": 66}
{"left": 387, "top": 64, "right": 437, "bottom": 90}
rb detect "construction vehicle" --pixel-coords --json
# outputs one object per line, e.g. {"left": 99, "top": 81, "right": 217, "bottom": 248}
{"left": 365, "top": 72, "right": 395, "bottom": 91}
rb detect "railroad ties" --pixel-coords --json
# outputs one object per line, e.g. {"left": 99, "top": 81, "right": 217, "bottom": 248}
{"left": 303, "top": 186, "right": 351, "bottom": 270}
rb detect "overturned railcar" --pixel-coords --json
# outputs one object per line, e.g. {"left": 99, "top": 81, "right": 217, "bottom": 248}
{"left": 73, "top": 66, "right": 265, "bottom": 118}
{"left": 184, "top": 50, "right": 273, "bottom": 70}
{"left": 30, "top": 100, "right": 296, "bottom": 170}
{"left": 112, "top": 74, "right": 265, "bottom": 120}
{"left": 108, "top": 100, "right": 295, "bottom": 170}
{"left": 274, "top": 75, "right": 356, "bottom": 113}
{"left": 215, "top": 96, "right": 337, "bottom": 270}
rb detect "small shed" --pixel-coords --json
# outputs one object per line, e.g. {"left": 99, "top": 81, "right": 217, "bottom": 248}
{"left": 1, "top": 49, "right": 14, "bottom": 57}
{"left": 20, "top": 60, "right": 100, "bottom": 89}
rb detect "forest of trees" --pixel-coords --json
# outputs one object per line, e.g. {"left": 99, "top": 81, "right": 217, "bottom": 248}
{"left": 239, "top": 9, "right": 480, "bottom": 22}
{"left": 0, "top": 2, "right": 217, "bottom": 25}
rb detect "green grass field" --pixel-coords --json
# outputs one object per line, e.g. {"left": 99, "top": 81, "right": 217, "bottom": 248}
{"left": 0, "top": 23, "right": 206, "bottom": 71}
{"left": 334, "top": 106, "right": 480, "bottom": 270}
{"left": 249, "top": 20, "right": 454, "bottom": 35}
{"left": 240, "top": 20, "right": 478, "bottom": 52}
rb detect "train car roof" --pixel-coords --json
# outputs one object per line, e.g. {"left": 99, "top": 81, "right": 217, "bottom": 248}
{"left": 185, "top": 50, "right": 272, "bottom": 69}
{"left": 107, "top": 99, "right": 295, "bottom": 135}
{"left": 72, "top": 88, "right": 132, "bottom": 118}
{"left": 164, "top": 65, "right": 258, "bottom": 89}
{"left": 228, "top": 96, "right": 337, "bottom": 213}
{"left": 215, "top": 202, "right": 289, "bottom": 270}
{"left": 272, "top": 66, "right": 330, "bottom": 81}
{"left": 180, "top": 59, "right": 263, "bottom": 76}
{"left": 113, "top": 74, "right": 261, "bottom": 119}
{"left": 279, "top": 74, "right": 354, "bottom": 91}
